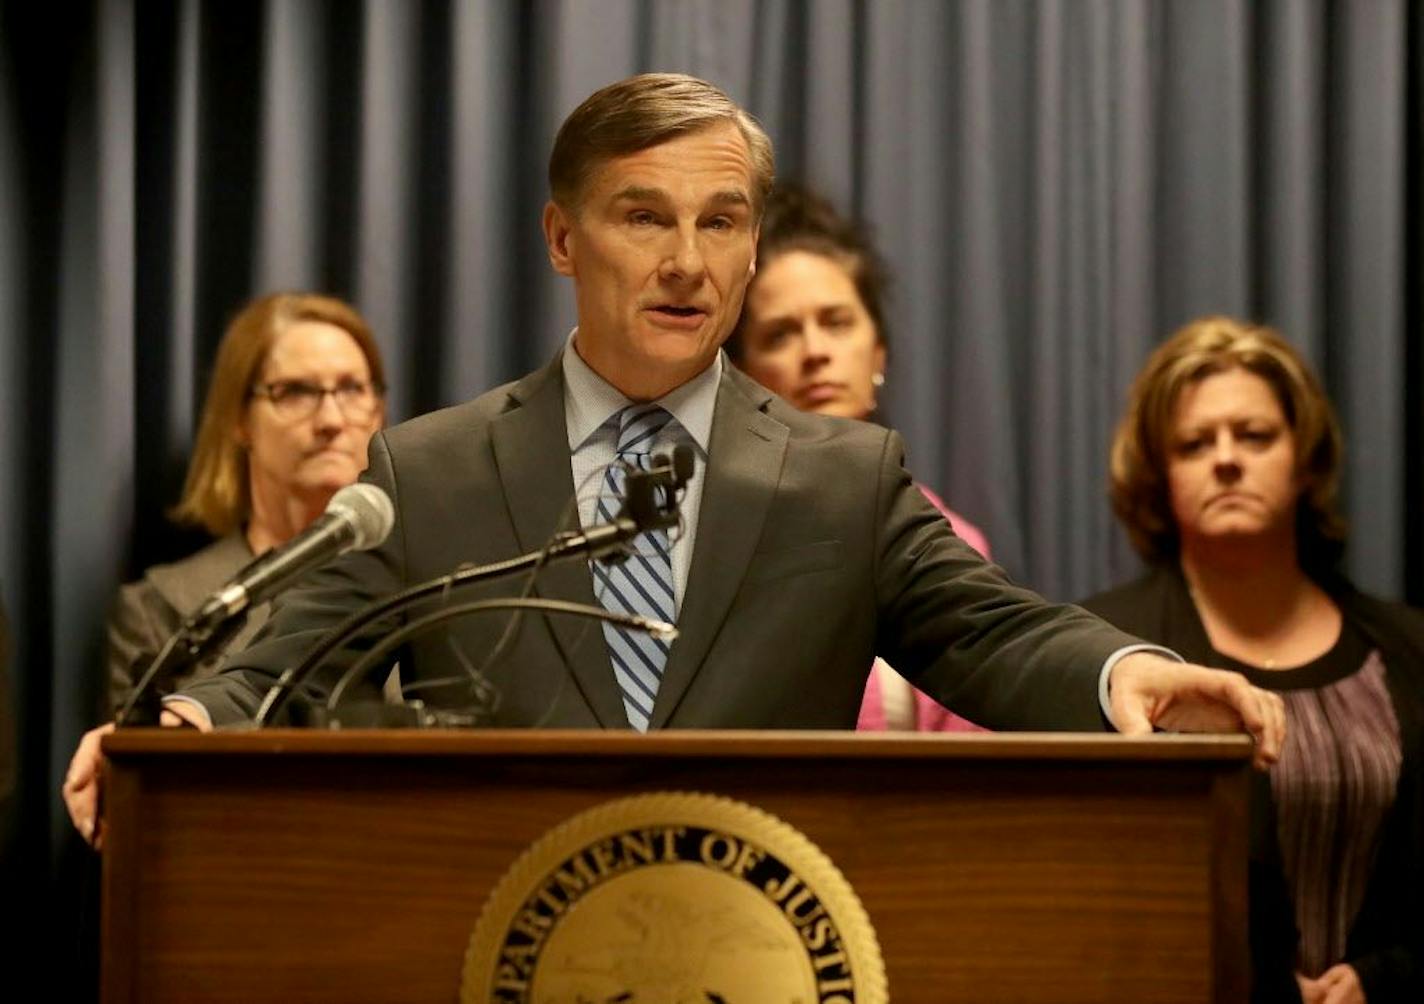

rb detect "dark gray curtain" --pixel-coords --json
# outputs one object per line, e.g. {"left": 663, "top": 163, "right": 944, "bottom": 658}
{"left": 2, "top": 0, "right": 1421, "bottom": 980}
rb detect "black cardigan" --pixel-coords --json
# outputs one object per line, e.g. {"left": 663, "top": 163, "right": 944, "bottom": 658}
{"left": 1082, "top": 565, "right": 1424, "bottom": 1004}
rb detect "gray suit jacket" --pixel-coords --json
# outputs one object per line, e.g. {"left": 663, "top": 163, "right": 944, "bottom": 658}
{"left": 108, "top": 533, "right": 268, "bottom": 717}
{"left": 184, "top": 359, "right": 1140, "bottom": 730}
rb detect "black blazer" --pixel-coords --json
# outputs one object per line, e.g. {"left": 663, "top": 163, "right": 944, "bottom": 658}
{"left": 106, "top": 533, "right": 266, "bottom": 717}
{"left": 185, "top": 358, "right": 1142, "bottom": 732}
{"left": 1083, "top": 565, "right": 1424, "bottom": 1003}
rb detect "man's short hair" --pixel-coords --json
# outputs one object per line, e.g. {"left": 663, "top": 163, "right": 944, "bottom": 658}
{"left": 1109, "top": 315, "right": 1346, "bottom": 570}
{"left": 549, "top": 73, "right": 775, "bottom": 215}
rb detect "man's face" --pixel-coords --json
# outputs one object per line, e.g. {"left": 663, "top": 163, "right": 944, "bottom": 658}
{"left": 543, "top": 122, "right": 759, "bottom": 400}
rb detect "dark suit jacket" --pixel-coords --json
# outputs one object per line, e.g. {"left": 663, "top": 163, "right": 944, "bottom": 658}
{"left": 107, "top": 533, "right": 269, "bottom": 717}
{"left": 184, "top": 359, "right": 1142, "bottom": 730}
{"left": 1083, "top": 566, "right": 1424, "bottom": 1003}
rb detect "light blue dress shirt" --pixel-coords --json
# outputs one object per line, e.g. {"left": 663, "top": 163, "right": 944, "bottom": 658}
{"left": 562, "top": 331, "right": 718, "bottom": 617}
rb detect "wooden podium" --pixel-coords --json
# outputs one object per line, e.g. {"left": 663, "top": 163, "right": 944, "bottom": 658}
{"left": 100, "top": 730, "right": 1251, "bottom": 1003}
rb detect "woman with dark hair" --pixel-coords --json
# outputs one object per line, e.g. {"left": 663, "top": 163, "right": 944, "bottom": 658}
{"left": 1082, "top": 316, "right": 1423, "bottom": 1003}
{"left": 107, "top": 292, "right": 388, "bottom": 713}
{"left": 729, "top": 183, "right": 988, "bottom": 731}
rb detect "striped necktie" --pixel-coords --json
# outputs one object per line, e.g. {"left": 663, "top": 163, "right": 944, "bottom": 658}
{"left": 592, "top": 404, "right": 677, "bottom": 730}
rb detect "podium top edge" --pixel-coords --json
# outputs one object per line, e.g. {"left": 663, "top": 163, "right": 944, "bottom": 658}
{"left": 101, "top": 728, "right": 1256, "bottom": 763}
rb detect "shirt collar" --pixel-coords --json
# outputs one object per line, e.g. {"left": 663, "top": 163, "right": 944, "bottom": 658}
{"left": 561, "top": 329, "right": 720, "bottom": 452}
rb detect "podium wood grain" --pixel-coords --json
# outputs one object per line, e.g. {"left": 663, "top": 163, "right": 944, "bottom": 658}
{"left": 101, "top": 730, "right": 1250, "bottom": 1003}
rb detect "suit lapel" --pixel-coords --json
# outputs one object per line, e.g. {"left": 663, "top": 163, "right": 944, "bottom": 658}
{"left": 649, "top": 370, "right": 788, "bottom": 728}
{"left": 490, "top": 359, "right": 628, "bottom": 728}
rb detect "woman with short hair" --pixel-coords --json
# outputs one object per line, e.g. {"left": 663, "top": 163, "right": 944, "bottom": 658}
{"left": 1082, "top": 316, "right": 1423, "bottom": 1004}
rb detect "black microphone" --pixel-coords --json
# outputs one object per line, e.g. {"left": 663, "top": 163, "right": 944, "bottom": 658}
{"left": 117, "top": 483, "right": 396, "bottom": 727}
{"left": 666, "top": 443, "right": 694, "bottom": 487}
{"left": 188, "top": 483, "right": 395, "bottom": 644}
{"left": 619, "top": 444, "right": 695, "bottom": 534}
{"left": 253, "top": 454, "right": 696, "bottom": 728}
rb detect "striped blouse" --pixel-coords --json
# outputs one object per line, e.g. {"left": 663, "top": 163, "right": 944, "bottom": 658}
{"left": 1219, "top": 621, "right": 1402, "bottom": 977}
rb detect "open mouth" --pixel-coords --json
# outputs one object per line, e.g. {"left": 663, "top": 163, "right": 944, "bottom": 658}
{"left": 650, "top": 305, "right": 704, "bottom": 318}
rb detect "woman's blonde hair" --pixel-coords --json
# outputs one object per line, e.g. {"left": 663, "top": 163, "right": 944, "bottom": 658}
{"left": 169, "top": 292, "right": 386, "bottom": 537}
{"left": 1109, "top": 315, "right": 1346, "bottom": 569}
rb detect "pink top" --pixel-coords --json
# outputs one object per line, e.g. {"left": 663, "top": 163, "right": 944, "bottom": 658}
{"left": 856, "top": 484, "right": 990, "bottom": 732}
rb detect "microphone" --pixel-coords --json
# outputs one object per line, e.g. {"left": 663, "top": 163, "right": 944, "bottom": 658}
{"left": 619, "top": 444, "right": 694, "bottom": 535}
{"left": 254, "top": 455, "right": 696, "bottom": 728}
{"left": 188, "top": 483, "right": 395, "bottom": 643}
{"left": 117, "top": 483, "right": 396, "bottom": 727}
{"left": 669, "top": 443, "right": 694, "bottom": 486}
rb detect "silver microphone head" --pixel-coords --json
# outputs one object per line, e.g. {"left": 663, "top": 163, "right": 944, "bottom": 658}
{"left": 325, "top": 483, "right": 396, "bottom": 551}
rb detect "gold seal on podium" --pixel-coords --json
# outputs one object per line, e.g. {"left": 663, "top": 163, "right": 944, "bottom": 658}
{"left": 463, "top": 791, "right": 887, "bottom": 1003}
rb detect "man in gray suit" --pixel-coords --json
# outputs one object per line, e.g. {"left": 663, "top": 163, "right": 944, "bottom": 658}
{"left": 66, "top": 73, "right": 1282, "bottom": 844}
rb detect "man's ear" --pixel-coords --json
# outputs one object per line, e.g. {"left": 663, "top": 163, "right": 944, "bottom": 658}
{"left": 543, "top": 200, "right": 576, "bottom": 277}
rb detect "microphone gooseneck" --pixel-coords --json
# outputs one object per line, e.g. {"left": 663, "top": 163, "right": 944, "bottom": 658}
{"left": 254, "top": 455, "right": 693, "bottom": 728}
{"left": 187, "top": 483, "right": 394, "bottom": 644}
{"left": 115, "top": 483, "right": 395, "bottom": 727}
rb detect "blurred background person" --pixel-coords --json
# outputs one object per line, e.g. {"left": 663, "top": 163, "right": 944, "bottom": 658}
{"left": 0, "top": 594, "right": 14, "bottom": 877}
{"left": 107, "top": 292, "right": 387, "bottom": 714}
{"left": 729, "top": 182, "right": 988, "bottom": 732}
{"left": 1082, "top": 317, "right": 1422, "bottom": 1003}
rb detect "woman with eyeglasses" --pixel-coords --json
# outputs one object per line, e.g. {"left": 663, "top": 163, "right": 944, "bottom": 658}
{"left": 106, "top": 292, "right": 387, "bottom": 714}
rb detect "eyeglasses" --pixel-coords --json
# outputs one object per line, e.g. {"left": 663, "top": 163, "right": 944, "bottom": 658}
{"left": 249, "top": 378, "right": 384, "bottom": 421}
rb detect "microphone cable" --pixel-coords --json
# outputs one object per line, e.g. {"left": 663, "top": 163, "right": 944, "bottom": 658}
{"left": 322, "top": 597, "right": 676, "bottom": 720}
